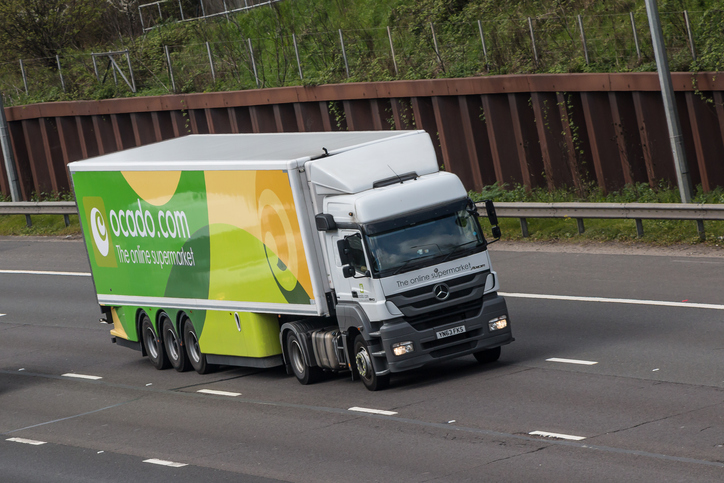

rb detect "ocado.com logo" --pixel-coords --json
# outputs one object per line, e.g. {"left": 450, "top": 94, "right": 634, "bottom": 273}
{"left": 82, "top": 197, "right": 116, "bottom": 268}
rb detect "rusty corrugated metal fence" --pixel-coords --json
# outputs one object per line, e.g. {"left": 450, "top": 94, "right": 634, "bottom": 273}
{"left": 2, "top": 72, "right": 724, "bottom": 200}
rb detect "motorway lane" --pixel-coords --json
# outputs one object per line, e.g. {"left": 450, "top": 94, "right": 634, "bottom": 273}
{"left": 1, "top": 238, "right": 724, "bottom": 481}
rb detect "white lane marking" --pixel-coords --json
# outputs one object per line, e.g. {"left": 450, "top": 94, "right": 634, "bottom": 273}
{"left": 546, "top": 358, "right": 598, "bottom": 366}
{"left": 62, "top": 373, "right": 102, "bottom": 380}
{"left": 0, "top": 314, "right": 5, "bottom": 317}
{"left": 0, "top": 269, "right": 90, "bottom": 277}
{"left": 197, "top": 389, "right": 241, "bottom": 397}
{"left": 500, "top": 292, "right": 724, "bottom": 310}
{"left": 143, "top": 458, "right": 188, "bottom": 468}
{"left": 6, "top": 437, "right": 47, "bottom": 445}
{"left": 348, "top": 407, "right": 398, "bottom": 416}
{"left": 529, "top": 431, "right": 586, "bottom": 441}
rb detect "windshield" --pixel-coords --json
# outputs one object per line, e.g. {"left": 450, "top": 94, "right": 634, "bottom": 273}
{"left": 365, "top": 204, "right": 485, "bottom": 277}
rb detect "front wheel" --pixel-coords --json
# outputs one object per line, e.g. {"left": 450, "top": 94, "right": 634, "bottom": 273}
{"left": 182, "top": 317, "right": 216, "bottom": 374}
{"left": 286, "top": 332, "right": 322, "bottom": 385}
{"left": 473, "top": 346, "right": 501, "bottom": 364}
{"left": 141, "top": 314, "right": 170, "bottom": 370}
{"left": 354, "top": 335, "right": 389, "bottom": 391}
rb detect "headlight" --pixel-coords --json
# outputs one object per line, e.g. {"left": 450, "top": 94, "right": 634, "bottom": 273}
{"left": 488, "top": 316, "right": 508, "bottom": 331}
{"left": 392, "top": 341, "right": 414, "bottom": 356}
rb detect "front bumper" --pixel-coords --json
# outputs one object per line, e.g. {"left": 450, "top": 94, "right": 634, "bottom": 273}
{"left": 379, "top": 292, "right": 513, "bottom": 373}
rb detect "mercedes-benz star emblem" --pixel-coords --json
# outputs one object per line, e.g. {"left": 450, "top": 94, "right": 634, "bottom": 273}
{"left": 433, "top": 283, "right": 450, "bottom": 301}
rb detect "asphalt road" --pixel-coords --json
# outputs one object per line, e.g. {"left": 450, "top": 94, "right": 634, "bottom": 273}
{"left": 1, "top": 237, "right": 724, "bottom": 482}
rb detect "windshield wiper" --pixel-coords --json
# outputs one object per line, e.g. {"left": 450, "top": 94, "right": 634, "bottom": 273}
{"left": 440, "top": 240, "right": 482, "bottom": 263}
{"left": 391, "top": 253, "right": 439, "bottom": 275}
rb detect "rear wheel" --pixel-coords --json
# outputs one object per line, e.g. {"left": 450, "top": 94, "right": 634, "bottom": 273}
{"left": 141, "top": 314, "right": 170, "bottom": 370}
{"left": 182, "top": 317, "right": 216, "bottom": 374}
{"left": 286, "top": 332, "right": 322, "bottom": 385}
{"left": 354, "top": 335, "right": 389, "bottom": 391}
{"left": 473, "top": 346, "right": 501, "bottom": 364}
{"left": 162, "top": 316, "right": 191, "bottom": 372}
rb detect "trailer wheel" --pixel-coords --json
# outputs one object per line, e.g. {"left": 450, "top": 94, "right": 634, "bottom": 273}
{"left": 182, "top": 317, "right": 216, "bottom": 375}
{"left": 354, "top": 335, "right": 389, "bottom": 391}
{"left": 162, "top": 316, "right": 191, "bottom": 372}
{"left": 141, "top": 314, "right": 170, "bottom": 370}
{"left": 286, "top": 332, "right": 322, "bottom": 385}
{"left": 473, "top": 346, "right": 501, "bottom": 364}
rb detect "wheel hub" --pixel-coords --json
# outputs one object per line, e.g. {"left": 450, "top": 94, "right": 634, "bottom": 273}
{"left": 356, "top": 349, "right": 371, "bottom": 378}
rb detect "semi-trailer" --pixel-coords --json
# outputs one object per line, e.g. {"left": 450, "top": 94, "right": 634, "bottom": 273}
{"left": 70, "top": 130, "right": 513, "bottom": 390}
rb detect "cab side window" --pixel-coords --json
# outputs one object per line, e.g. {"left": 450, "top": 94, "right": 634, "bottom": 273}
{"left": 345, "top": 234, "right": 367, "bottom": 274}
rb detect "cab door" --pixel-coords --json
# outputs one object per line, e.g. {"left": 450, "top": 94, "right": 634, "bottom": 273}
{"left": 326, "top": 230, "right": 376, "bottom": 304}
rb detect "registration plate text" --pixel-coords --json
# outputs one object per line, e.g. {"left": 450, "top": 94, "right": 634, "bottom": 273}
{"left": 436, "top": 325, "right": 466, "bottom": 340}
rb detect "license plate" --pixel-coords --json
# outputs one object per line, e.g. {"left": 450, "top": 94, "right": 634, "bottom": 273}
{"left": 436, "top": 325, "right": 466, "bottom": 340}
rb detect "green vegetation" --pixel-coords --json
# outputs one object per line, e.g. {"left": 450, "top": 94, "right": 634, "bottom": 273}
{"left": 0, "top": 0, "right": 722, "bottom": 105}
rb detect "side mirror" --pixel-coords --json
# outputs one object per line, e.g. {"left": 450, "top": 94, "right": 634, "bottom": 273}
{"left": 337, "top": 239, "right": 349, "bottom": 265}
{"left": 491, "top": 226, "right": 501, "bottom": 239}
{"left": 342, "top": 265, "right": 355, "bottom": 278}
{"left": 485, "top": 200, "right": 498, "bottom": 226}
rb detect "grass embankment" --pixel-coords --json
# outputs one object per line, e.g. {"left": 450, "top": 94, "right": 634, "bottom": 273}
{"left": 2, "top": 182, "right": 722, "bottom": 246}
{"left": 2, "top": 0, "right": 723, "bottom": 106}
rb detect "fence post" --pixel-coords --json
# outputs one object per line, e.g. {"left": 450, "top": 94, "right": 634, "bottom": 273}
{"left": 684, "top": 10, "right": 696, "bottom": 61}
{"left": 157, "top": 2, "right": 163, "bottom": 20}
{"left": 199, "top": 0, "right": 206, "bottom": 17}
{"left": 0, "top": 94, "right": 22, "bottom": 201}
{"left": 387, "top": 26, "right": 399, "bottom": 77}
{"left": 477, "top": 20, "right": 489, "bottom": 70}
{"left": 630, "top": 12, "right": 642, "bottom": 61}
{"left": 92, "top": 54, "right": 100, "bottom": 82}
{"left": 19, "top": 60, "right": 28, "bottom": 95}
{"left": 293, "top": 33, "right": 303, "bottom": 80}
{"left": 430, "top": 23, "right": 443, "bottom": 68}
{"left": 578, "top": 15, "right": 589, "bottom": 65}
{"left": 338, "top": 29, "right": 350, "bottom": 79}
{"left": 528, "top": 17, "right": 538, "bottom": 65}
{"left": 56, "top": 55, "right": 66, "bottom": 93}
{"left": 165, "top": 45, "right": 176, "bottom": 93}
{"left": 125, "top": 51, "right": 136, "bottom": 93}
{"left": 206, "top": 42, "right": 216, "bottom": 82}
{"left": 222, "top": 0, "right": 229, "bottom": 20}
{"left": 248, "top": 38, "right": 260, "bottom": 88}
{"left": 178, "top": 0, "right": 185, "bottom": 21}
{"left": 138, "top": 5, "right": 146, "bottom": 31}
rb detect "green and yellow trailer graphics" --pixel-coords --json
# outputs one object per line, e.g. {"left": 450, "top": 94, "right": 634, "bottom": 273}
{"left": 73, "top": 168, "right": 320, "bottom": 362}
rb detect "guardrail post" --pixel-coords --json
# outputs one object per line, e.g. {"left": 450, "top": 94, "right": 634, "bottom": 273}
{"left": 25, "top": 215, "right": 32, "bottom": 227}
{"left": 635, "top": 219, "right": 644, "bottom": 237}
{"left": 64, "top": 214, "right": 70, "bottom": 227}
{"left": 576, "top": 218, "right": 585, "bottom": 234}
{"left": 519, "top": 218, "right": 529, "bottom": 237}
{"left": 696, "top": 220, "right": 705, "bottom": 241}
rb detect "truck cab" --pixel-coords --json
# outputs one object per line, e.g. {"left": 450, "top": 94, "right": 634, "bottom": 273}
{"left": 283, "top": 131, "right": 513, "bottom": 390}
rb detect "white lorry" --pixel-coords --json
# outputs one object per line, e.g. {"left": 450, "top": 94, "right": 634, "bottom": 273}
{"left": 70, "top": 130, "right": 513, "bottom": 390}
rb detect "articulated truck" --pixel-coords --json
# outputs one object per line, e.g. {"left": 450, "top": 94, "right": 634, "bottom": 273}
{"left": 70, "top": 131, "right": 513, "bottom": 390}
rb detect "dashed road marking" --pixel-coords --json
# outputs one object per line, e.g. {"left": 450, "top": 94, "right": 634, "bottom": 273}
{"left": 0, "top": 314, "right": 5, "bottom": 317}
{"left": 546, "top": 358, "right": 598, "bottom": 366}
{"left": 529, "top": 431, "right": 586, "bottom": 441}
{"left": 348, "top": 407, "right": 398, "bottom": 416}
{"left": 6, "top": 437, "right": 47, "bottom": 445}
{"left": 197, "top": 389, "right": 241, "bottom": 397}
{"left": 0, "top": 269, "right": 91, "bottom": 277}
{"left": 500, "top": 292, "right": 724, "bottom": 311}
{"left": 62, "top": 373, "right": 103, "bottom": 380}
{"left": 143, "top": 458, "right": 188, "bottom": 468}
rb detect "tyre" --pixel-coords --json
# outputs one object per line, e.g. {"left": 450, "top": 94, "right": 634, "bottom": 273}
{"left": 354, "top": 335, "right": 389, "bottom": 391}
{"left": 141, "top": 313, "right": 170, "bottom": 370}
{"left": 473, "top": 346, "right": 501, "bottom": 364}
{"left": 182, "top": 317, "right": 216, "bottom": 374}
{"left": 162, "top": 315, "right": 191, "bottom": 372}
{"left": 286, "top": 332, "right": 322, "bottom": 385}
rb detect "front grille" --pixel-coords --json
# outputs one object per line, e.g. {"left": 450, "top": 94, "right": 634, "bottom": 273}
{"left": 403, "top": 299, "right": 483, "bottom": 332}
